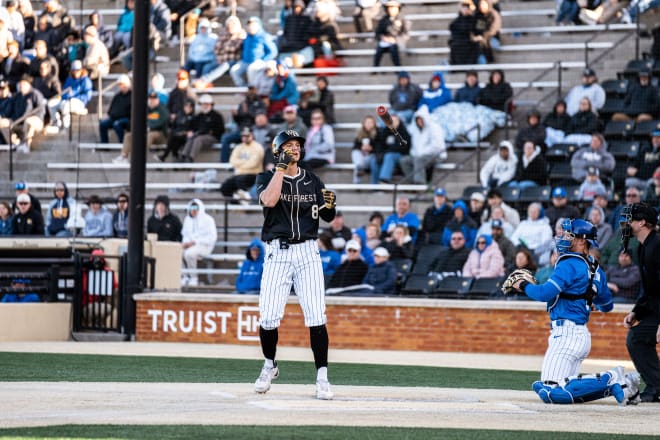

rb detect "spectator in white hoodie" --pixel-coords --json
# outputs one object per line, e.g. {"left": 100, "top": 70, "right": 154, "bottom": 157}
{"left": 181, "top": 198, "right": 217, "bottom": 286}
{"left": 399, "top": 106, "right": 447, "bottom": 184}
{"left": 479, "top": 140, "right": 517, "bottom": 189}
{"left": 510, "top": 202, "right": 554, "bottom": 266}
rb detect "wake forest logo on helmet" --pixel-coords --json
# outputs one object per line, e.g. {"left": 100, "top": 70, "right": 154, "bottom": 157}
{"left": 284, "top": 130, "right": 301, "bottom": 137}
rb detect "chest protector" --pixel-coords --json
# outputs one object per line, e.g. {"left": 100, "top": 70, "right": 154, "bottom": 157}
{"left": 548, "top": 253, "right": 598, "bottom": 311}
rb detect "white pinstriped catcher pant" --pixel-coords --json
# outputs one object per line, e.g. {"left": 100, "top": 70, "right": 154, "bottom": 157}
{"left": 541, "top": 320, "right": 591, "bottom": 383}
{"left": 259, "top": 239, "right": 327, "bottom": 330}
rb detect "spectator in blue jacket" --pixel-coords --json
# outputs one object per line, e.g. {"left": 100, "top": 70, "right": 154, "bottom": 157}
{"left": 362, "top": 246, "right": 398, "bottom": 295}
{"left": 184, "top": 18, "right": 218, "bottom": 78}
{"left": 418, "top": 71, "right": 452, "bottom": 113}
{"left": 230, "top": 16, "right": 277, "bottom": 87}
{"left": 1, "top": 278, "right": 40, "bottom": 302}
{"left": 441, "top": 199, "right": 478, "bottom": 248}
{"left": 382, "top": 196, "right": 420, "bottom": 242}
{"left": 0, "top": 201, "right": 13, "bottom": 236}
{"left": 318, "top": 233, "right": 341, "bottom": 284}
{"left": 58, "top": 60, "right": 92, "bottom": 129}
{"left": 112, "top": 0, "right": 134, "bottom": 54}
{"left": 454, "top": 71, "right": 481, "bottom": 104}
{"left": 268, "top": 61, "right": 299, "bottom": 119}
{"left": 235, "top": 239, "right": 265, "bottom": 294}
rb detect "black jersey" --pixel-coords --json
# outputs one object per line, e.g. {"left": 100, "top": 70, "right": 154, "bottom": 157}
{"left": 633, "top": 229, "right": 660, "bottom": 320}
{"left": 256, "top": 168, "right": 336, "bottom": 242}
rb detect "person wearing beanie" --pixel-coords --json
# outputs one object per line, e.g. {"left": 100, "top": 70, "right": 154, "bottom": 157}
{"left": 387, "top": 71, "right": 422, "bottom": 124}
{"left": 147, "top": 195, "right": 182, "bottom": 242}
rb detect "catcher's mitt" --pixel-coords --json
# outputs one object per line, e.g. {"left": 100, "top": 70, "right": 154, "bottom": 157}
{"left": 501, "top": 268, "right": 537, "bottom": 295}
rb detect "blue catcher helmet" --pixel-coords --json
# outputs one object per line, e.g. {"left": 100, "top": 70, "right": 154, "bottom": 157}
{"left": 555, "top": 218, "right": 598, "bottom": 255}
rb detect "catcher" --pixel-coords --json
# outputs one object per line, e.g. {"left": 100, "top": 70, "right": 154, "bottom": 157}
{"left": 502, "top": 218, "right": 640, "bottom": 404}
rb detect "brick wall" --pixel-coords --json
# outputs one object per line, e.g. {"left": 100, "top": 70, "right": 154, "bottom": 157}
{"left": 135, "top": 294, "right": 635, "bottom": 358}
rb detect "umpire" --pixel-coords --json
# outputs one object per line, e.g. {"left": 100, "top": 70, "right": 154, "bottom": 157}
{"left": 253, "top": 129, "right": 337, "bottom": 400}
{"left": 620, "top": 203, "right": 660, "bottom": 403}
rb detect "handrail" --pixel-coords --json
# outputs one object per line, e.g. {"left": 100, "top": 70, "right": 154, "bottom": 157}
{"left": 433, "top": 123, "right": 486, "bottom": 185}
{"left": 8, "top": 102, "right": 47, "bottom": 180}
{"left": 179, "top": 0, "right": 210, "bottom": 68}
{"left": 97, "top": 78, "right": 121, "bottom": 119}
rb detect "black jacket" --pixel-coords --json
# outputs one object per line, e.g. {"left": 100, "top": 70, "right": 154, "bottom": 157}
{"left": 328, "top": 259, "right": 369, "bottom": 288}
{"left": 107, "top": 90, "right": 132, "bottom": 120}
{"left": 147, "top": 195, "right": 183, "bottom": 242}
{"left": 12, "top": 208, "right": 45, "bottom": 235}
{"left": 623, "top": 82, "right": 660, "bottom": 117}
{"left": 192, "top": 110, "right": 224, "bottom": 139}
{"left": 633, "top": 229, "right": 660, "bottom": 320}
{"left": 431, "top": 246, "right": 471, "bottom": 273}
{"left": 514, "top": 152, "right": 548, "bottom": 185}
{"left": 374, "top": 124, "right": 411, "bottom": 156}
{"left": 542, "top": 110, "right": 571, "bottom": 133}
{"left": 419, "top": 203, "right": 453, "bottom": 245}
{"left": 11, "top": 88, "right": 45, "bottom": 121}
{"left": 567, "top": 110, "right": 600, "bottom": 135}
{"left": 515, "top": 124, "right": 546, "bottom": 152}
{"left": 449, "top": 14, "right": 478, "bottom": 65}
{"left": 477, "top": 72, "right": 513, "bottom": 112}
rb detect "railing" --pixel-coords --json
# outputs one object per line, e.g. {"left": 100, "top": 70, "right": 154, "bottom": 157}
{"left": 433, "top": 123, "right": 486, "bottom": 185}
{"left": 178, "top": 0, "right": 210, "bottom": 68}
{"left": 7, "top": 102, "right": 47, "bottom": 180}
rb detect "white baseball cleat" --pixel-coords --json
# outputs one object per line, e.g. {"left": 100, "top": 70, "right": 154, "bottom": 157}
{"left": 624, "top": 371, "right": 641, "bottom": 405}
{"left": 254, "top": 366, "right": 279, "bottom": 394}
{"left": 316, "top": 379, "right": 334, "bottom": 400}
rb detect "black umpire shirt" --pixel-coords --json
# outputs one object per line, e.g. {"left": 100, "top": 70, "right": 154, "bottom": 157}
{"left": 633, "top": 229, "right": 660, "bottom": 321}
{"left": 256, "top": 168, "right": 336, "bottom": 242}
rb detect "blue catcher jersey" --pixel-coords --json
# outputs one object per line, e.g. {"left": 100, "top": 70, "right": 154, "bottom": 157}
{"left": 524, "top": 252, "right": 613, "bottom": 323}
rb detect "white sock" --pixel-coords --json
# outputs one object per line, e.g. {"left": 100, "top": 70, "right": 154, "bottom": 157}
{"left": 317, "top": 366, "right": 328, "bottom": 382}
{"left": 264, "top": 359, "right": 275, "bottom": 369}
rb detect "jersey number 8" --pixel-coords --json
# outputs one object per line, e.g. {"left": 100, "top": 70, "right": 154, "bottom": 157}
{"left": 311, "top": 205, "right": 319, "bottom": 219}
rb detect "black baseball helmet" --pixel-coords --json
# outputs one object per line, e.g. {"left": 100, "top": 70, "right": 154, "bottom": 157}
{"left": 272, "top": 129, "right": 306, "bottom": 161}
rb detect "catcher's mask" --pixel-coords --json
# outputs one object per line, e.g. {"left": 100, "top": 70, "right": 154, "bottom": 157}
{"left": 272, "top": 129, "right": 306, "bottom": 161}
{"left": 555, "top": 218, "right": 598, "bottom": 255}
{"left": 619, "top": 203, "right": 658, "bottom": 252}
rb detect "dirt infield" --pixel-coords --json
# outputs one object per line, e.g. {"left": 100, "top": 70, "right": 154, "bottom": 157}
{"left": 2, "top": 382, "right": 659, "bottom": 435}
{"left": 1, "top": 342, "right": 650, "bottom": 435}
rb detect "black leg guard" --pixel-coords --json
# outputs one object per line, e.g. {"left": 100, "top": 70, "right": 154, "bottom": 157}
{"left": 309, "top": 324, "right": 329, "bottom": 370}
{"left": 259, "top": 326, "right": 278, "bottom": 361}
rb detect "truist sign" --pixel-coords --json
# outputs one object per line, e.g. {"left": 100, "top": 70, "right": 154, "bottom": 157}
{"left": 143, "top": 305, "right": 261, "bottom": 341}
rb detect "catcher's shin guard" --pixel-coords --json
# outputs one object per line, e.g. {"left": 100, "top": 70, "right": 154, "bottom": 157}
{"left": 533, "top": 372, "right": 620, "bottom": 404}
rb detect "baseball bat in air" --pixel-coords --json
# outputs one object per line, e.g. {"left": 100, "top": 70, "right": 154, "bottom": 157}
{"left": 376, "top": 105, "right": 407, "bottom": 146}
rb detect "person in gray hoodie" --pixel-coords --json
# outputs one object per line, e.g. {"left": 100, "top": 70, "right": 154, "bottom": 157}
{"left": 399, "top": 106, "right": 447, "bottom": 184}
{"left": 570, "top": 133, "right": 615, "bottom": 182}
{"left": 82, "top": 194, "right": 113, "bottom": 237}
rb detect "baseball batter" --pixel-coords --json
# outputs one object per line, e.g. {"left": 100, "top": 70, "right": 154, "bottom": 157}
{"left": 253, "top": 129, "right": 337, "bottom": 400}
{"left": 508, "top": 218, "right": 640, "bottom": 404}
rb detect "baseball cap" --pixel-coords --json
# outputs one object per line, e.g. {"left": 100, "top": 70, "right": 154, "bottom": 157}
{"left": 587, "top": 166, "right": 599, "bottom": 176}
{"left": 117, "top": 74, "right": 131, "bottom": 86}
{"left": 14, "top": 181, "right": 26, "bottom": 191}
{"left": 240, "top": 126, "right": 252, "bottom": 136}
{"left": 148, "top": 91, "right": 159, "bottom": 99}
{"left": 177, "top": 69, "right": 189, "bottom": 81}
{"left": 652, "top": 130, "right": 660, "bottom": 137}
{"left": 398, "top": 71, "right": 410, "bottom": 79}
{"left": 198, "top": 18, "right": 210, "bottom": 28}
{"left": 247, "top": 16, "right": 260, "bottom": 24}
{"left": 470, "top": 192, "right": 485, "bottom": 202}
{"left": 434, "top": 187, "right": 447, "bottom": 197}
{"left": 638, "top": 68, "right": 651, "bottom": 77}
{"left": 594, "top": 187, "right": 608, "bottom": 198}
{"left": 199, "top": 94, "right": 213, "bottom": 104}
{"left": 654, "top": 170, "right": 660, "bottom": 179}
{"left": 283, "top": 105, "right": 297, "bottom": 114}
{"left": 345, "top": 240, "right": 361, "bottom": 251}
{"left": 552, "top": 187, "right": 567, "bottom": 198}
{"left": 373, "top": 247, "right": 390, "bottom": 257}
{"left": 70, "top": 59, "right": 82, "bottom": 71}
{"left": 630, "top": 203, "right": 658, "bottom": 226}
{"left": 491, "top": 219, "right": 503, "bottom": 229}
{"left": 16, "top": 193, "right": 30, "bottom": 203}
{"left": 583, "top": 68, "right": 596, "bottom": 77}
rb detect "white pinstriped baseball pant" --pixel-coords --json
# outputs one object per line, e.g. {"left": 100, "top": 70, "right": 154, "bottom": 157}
{"left": 541, "top": 320, "right": 591, "bottom": 383}
{"left": 259, "top": 239, "right": 327, "bottom": 330}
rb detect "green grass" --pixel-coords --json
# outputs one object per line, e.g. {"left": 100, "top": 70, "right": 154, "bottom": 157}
{"left": 0, "top": 425, "right": 656, "bottom": 440}
{"left": 0, "top": 352, "right": 538, "bottom": 390}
